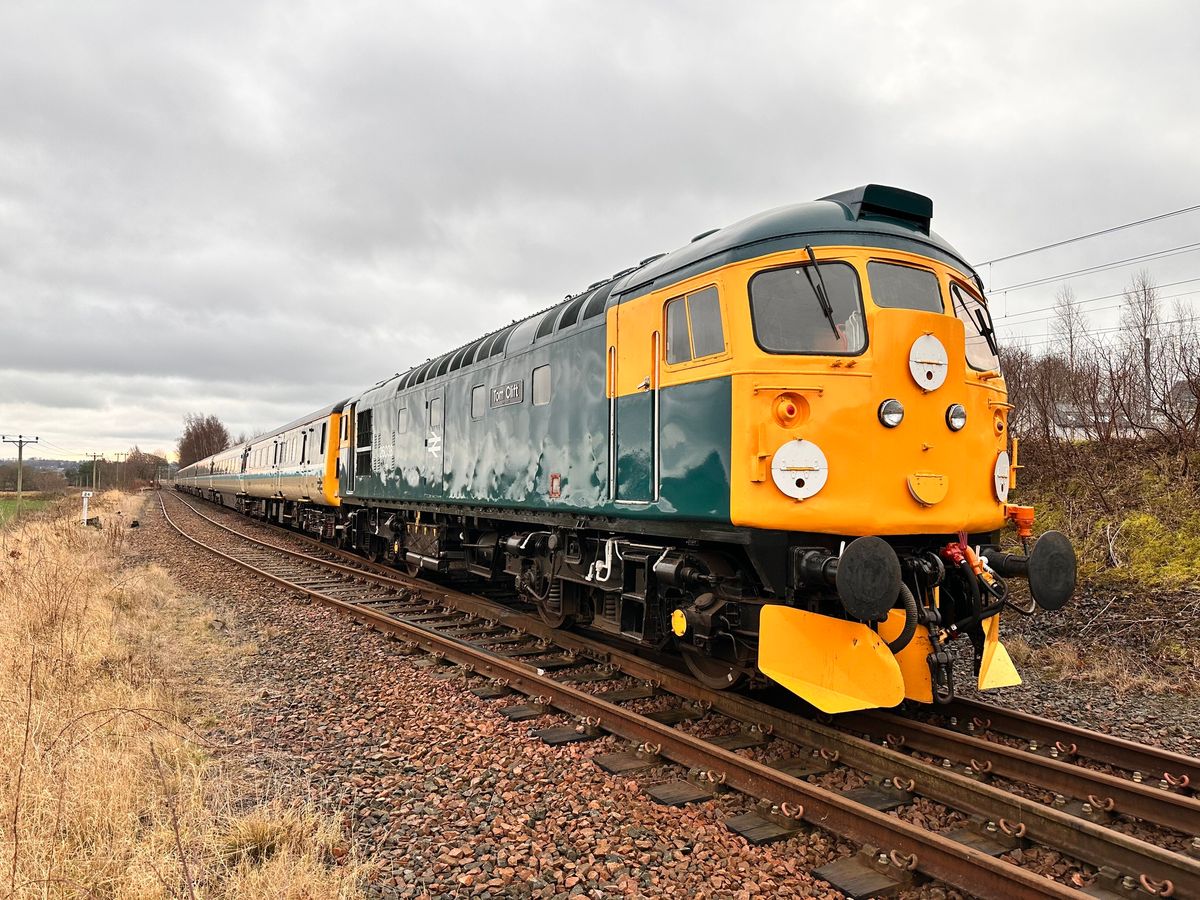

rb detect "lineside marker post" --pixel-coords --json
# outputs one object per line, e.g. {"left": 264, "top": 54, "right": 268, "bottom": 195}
{"left": 81, "top": 490, "right": 93, "bottom": 525}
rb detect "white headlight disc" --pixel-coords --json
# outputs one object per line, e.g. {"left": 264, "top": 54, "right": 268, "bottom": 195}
{"left": 993, "top": 450, "right": 1011, "bottom": 502}
{"left": 771, "top": 439, "right": 828, "bottom": 500}
{"left": 909, "top": 334, "right": 948, "bottom": 391}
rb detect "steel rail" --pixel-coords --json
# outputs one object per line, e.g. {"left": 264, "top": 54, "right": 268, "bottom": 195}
{"left": 844, "top": 711, "right": 1200, "bottom": 835}
{"left": 158, "top": 492, "right": 1079, "bottom": 899}
{"left": 946, "top": 698, "right": 1200, "bottom": 788}
{"left": 162, "top": 492, "right": 1200, "bottom": 897}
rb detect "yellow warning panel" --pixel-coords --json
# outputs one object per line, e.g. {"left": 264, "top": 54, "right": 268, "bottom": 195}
{"left": 977, "top": 614, "right": 1021, "bottom": 690}
{"left": 758, "top": 606, "right": 905, "bottom": 713}
{"left": 878, "top": 609, "right": 936, "bottom": 703}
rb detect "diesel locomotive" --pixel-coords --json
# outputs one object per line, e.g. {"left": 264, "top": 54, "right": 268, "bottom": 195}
{"left": 176, "top": 184, "right": 1075, "bottom": 713}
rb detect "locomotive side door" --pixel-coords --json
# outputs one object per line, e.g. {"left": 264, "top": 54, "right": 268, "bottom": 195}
{"left": 422, "top": 388, "right": 445, "bottom": 497}
{"left": 611, "top": 299, "right": 660, "bottom": 504}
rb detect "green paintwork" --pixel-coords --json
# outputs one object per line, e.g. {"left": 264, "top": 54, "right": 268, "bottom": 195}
{"left": 336, "top": 185, "right": 957, "bottom": 529}
{"left": 345, "top": 318, "right": 732, "bottom": 524}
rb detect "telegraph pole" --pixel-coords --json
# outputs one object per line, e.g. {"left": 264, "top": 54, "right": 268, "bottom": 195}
{"left": 89, "top": 452, "right": 104, "bottom": 492}
{"left": 113, "top": 452, "right": 126, "bottom": 491}
{"left": 2, "top": 434, "right": 39, "bottom": 516}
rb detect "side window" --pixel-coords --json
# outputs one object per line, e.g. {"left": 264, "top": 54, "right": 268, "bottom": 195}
{"left": 397, "top": 406, "right": 409, "bottom": 434}
{"left": 429, "top": 396, "right": 443, "bottom": 427}
{"left": 320, "top": 422, "right": 327, "bottom": 454}
{"left": 666, "top": 297, "right": 690, "bottom": 364}
{"left": 688, "top": 287, "right": 724, "bottom": 358}
{"left": 471, "top": 385, "right": 486, "bottom": 419}
{"left": 533, "top": 365, "right": 551, "bottom": 406}
{"left": 665, "top": 285, "right": 725, "bottom": 364}
{"left": 301, "top": 432, "right": 308, "bottom": 464}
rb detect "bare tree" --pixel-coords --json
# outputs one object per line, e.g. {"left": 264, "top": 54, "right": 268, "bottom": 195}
{"left": 177, "top": 413, "right": 231, "bottom": 467}
{"left": 1119, "top": 269, "right": 1159, "bottom": 424}
{"left": 1053, "top": 284, "right": 1085, "bottom": 364}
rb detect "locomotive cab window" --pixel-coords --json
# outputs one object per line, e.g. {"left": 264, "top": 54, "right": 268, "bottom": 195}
{"left": 471, "top": 385, "right": 486, "bottom": 419}
{"left": 397, "top": 406, "right": 409, "bottom": 434}
{"left": 665, "top": 285, "right": 725, "bottom": 365}
{"left": 749, "top": 261, "right": 866, "bottom": 355}
{"left": 532, "top": 365, "right": 551, "bottom": 406}
{"left": 429, "top": 396, "right": 443, "bottom": 427}
{"left": 950, "top": 282, "right": 1001, "bottom": 372}
{"left": 867, "top": 261, "right": 943, "bottom": 313}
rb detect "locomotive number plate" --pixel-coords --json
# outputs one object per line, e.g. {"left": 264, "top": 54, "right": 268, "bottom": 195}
{"left": 490, "top": 380, "right": 524, "bottom": 408}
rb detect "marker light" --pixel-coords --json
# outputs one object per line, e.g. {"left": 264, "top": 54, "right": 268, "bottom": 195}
{"left": 773, "top": 392, "right": 807, "bottom": 427}
{"left": 946, "top": 404, "right": 967, "bottom": 431}
{"left": 878, "top": 399, "right": 905, "bottom": 428}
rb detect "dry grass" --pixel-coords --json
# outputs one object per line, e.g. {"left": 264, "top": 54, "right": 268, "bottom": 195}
{"left": 1006, "top": 633, "right": 1197, "bottom": 695}
{"left": 0, "top": 491, "right": 369, "bottom": 898}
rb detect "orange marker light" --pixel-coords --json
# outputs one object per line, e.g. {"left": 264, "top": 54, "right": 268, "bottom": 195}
{"left": 773, "top": 392, "right": 807, "bottom": 428}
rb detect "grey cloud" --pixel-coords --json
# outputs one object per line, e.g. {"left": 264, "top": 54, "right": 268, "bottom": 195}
{"left": 2, "top": 0, "right": 1198, "bottom": 458}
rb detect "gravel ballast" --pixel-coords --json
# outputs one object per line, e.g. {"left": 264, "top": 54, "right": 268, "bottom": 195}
{"left": 136, "top": 495, "right": 1200, "bottom": 898}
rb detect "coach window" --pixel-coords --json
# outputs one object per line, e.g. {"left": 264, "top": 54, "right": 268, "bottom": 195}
{"left": 471, "top": 385, "right": 486, "bottom": 419}
{"left": 532, "top": 365, "right": 551, "bottom": 406}
{"left": 665, "top": 285, "right": 724, "bottom": 365}
{"left": 301, "top": 432, "right": 308, "bottom": 464}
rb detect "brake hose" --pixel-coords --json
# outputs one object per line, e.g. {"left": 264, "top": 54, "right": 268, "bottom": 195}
{"left": 886, "top": 582, "right": 919, "bottom": 654}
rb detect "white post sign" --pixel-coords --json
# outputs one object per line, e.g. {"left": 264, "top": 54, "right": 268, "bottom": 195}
{"left": 81, "top": 490, "right": 93, "bottom": 524}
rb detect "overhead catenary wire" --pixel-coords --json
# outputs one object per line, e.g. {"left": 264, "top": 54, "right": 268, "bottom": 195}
{"left": 993, "top": 276, "right": 1200, "bottom": 323}
{"left": 989, "top": 242, "right": 1200, "bottom": 293}
{"left": 977, "top": 204, "right": 1200, "bottom": 266}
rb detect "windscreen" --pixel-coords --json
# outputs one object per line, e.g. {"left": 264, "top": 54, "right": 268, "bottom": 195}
{"left": 951, "top": 282, "right": 1001, "bottom": 371}
{"left": 749, "top": 262, "right": 866, "bottom": 354}
{"left": 867, "top": 261, "right": 944, "bottom": 313}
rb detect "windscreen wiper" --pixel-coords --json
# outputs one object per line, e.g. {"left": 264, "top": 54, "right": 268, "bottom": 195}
{"left": 803, "top": 245, "right": 841, "bottom": 339}
{"left": 952, "top": 286, "right": 1001, "bottom": 359}
{"left": 973, "top": 307, "right": 999, "bottom": 358}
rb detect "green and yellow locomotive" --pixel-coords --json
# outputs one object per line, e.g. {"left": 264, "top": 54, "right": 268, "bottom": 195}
{"left": 180, "top": 184, "right": 1075, "bottom": 713}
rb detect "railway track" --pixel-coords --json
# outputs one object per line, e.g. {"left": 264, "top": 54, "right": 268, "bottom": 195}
{"left": 158, "top": 490, "right": 1200, "bottom": 900}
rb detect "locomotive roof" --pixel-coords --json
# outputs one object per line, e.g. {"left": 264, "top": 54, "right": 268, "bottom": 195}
{"left": 611, "top": 184, "right": 978, "bottom": 303}
{"left": 375, "top": 185, "right": 978, "bottom": 395}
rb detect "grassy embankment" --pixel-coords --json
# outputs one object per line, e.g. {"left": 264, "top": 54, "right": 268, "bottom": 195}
{"left": 0, "top": 493, "right": 55, "bottom": 525}
{"left": 1004, "top": 443, "right": 1200, "bottom": 692}
{"left": 0, "top": 491, "right": 369, "bottom": 898}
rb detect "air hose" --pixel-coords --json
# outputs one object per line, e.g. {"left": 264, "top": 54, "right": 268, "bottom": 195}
{"left": 886, "top": 582, "right": 919, "bottom": 654}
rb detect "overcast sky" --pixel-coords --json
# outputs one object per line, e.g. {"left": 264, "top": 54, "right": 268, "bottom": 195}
{"left": 2, "top": 1, "right": 1198, "bottom": 462}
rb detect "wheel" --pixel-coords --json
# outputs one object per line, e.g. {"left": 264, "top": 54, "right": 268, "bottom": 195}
{"left": 364, "top": 538, "right": 381, "bottom": 563}
{"left": 403, "top": 559, "right": 422, "bottom": 579}
{"left": 680, "top": 646, "right": 747, "bottom": 691}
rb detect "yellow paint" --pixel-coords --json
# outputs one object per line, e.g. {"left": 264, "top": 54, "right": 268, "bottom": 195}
{"left": 758, "top": 605, "right": 905, "bottom": 713}
{"left": 671, "top": 608, "right": 688, "bottom": 636}
{"left": 322, "top": 411, "right": 342, "bottom": 506}
{"left": 605, "top": 245, "right": 1012, "bottom": 536}
{"left": 878, "top": 609, "right": 936, "bottom": 703}
{"left": 907, "top": 472, "right": 948, "bottom": 506}
{"left": 977, "top": 614, "right": 1022, "bottom": 690}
